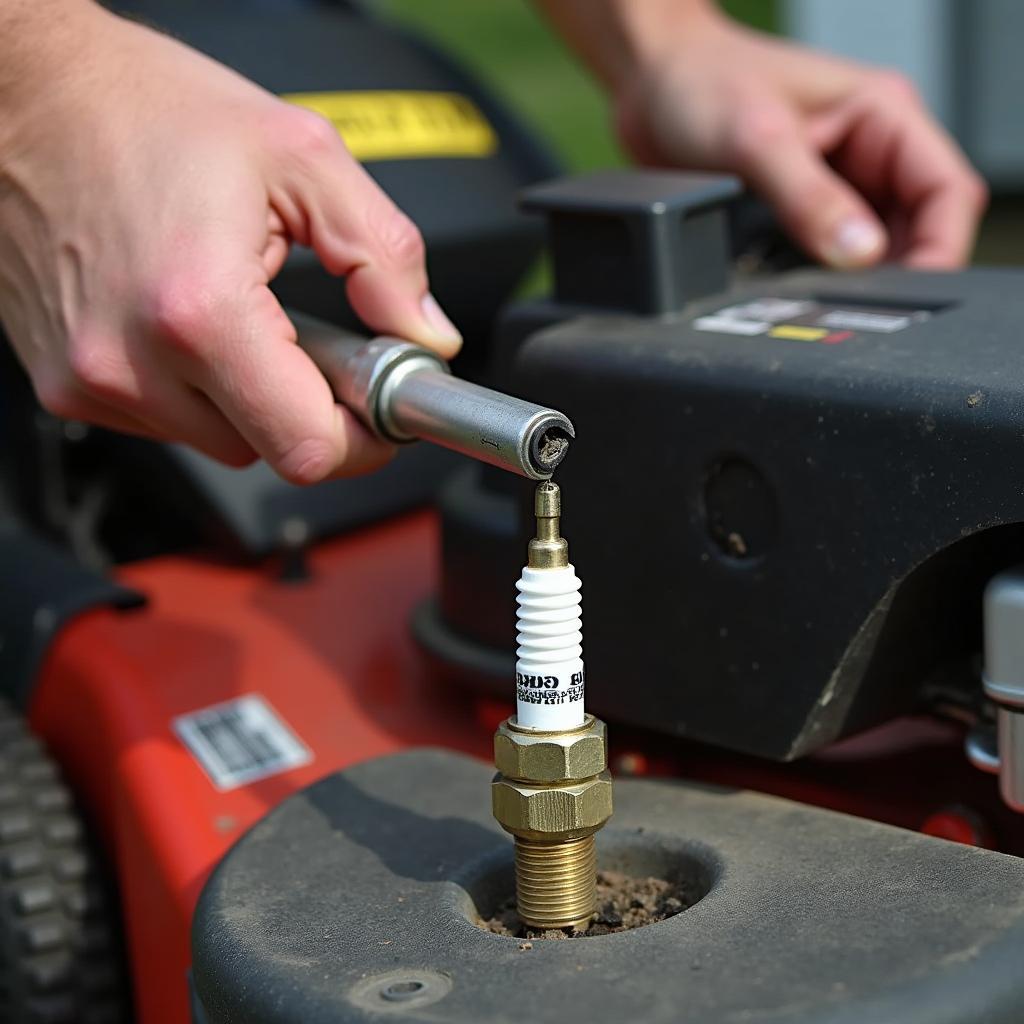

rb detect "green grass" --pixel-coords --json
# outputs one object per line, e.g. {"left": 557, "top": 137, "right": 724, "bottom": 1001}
{"left": 378, "top": 1, "right": 777, "bottom": 172}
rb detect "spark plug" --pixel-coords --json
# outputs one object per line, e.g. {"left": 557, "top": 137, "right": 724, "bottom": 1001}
{"left": 491, "top": 482, "right": 613, "bottom": 930}
{"left": 293, "top": 312, "right": 573, "bottom": 479}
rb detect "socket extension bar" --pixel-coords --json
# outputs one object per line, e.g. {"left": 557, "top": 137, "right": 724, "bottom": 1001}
{"left": 294, "top": 312, "right": 574, "bottom": 480}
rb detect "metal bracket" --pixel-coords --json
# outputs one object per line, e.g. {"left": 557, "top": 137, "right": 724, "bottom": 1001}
{"left": 974, "top": 569, "right": 1024, "bottom": 809}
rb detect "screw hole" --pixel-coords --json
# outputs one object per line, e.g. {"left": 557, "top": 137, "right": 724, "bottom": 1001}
{"left": 352, "top": 970, "right": 452, "bottom": 1011}
{"left": 381, "top": 979, "right": 427, "bottom": 1002}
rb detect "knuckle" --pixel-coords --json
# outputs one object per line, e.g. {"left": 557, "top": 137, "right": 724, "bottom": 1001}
{"left": 150, "top": 278, "right": 221, "bottom": 357}
{"left": 727, "top": 103, "right": 791, "bottom": 166}
{"left": 276, "top": 437, "right": 337, "bottom": 486}
{"left": 280, "top": 107, "right": 342, "bottom": 162}
{"left": 871, "top": 69, "right": 920, "bottom": 106}
{"left": 374, "top": 207, "right": 426, "bottom": 269}
{"left": 965, "top": 171, "right": 990, "bottom": 213}
{"left": 33, "top": 374, "right": 82, "bottom": 420}
{"left": 66, "top": 333, "right": 128, "bottom": 401}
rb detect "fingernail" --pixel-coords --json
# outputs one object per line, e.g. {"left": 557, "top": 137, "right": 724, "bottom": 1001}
{"left": 830, "top": 218, "right": 885, "bottom": 267}
{"left": 421, "top": 292, "right": 461, "bottom": 343}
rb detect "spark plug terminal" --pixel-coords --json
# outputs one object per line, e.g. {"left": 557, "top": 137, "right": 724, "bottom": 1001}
{"left": 528, "top": 480, "right": 569, "bottom": 569}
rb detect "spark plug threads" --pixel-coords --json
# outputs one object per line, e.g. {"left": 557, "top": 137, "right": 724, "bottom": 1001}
{"left": 514, "top": 835, "right": 597, "bottom": 931}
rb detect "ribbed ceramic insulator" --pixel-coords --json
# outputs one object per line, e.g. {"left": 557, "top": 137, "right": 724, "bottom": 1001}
{"left": 515, "top": 564, "right": 585, "bottom": 730}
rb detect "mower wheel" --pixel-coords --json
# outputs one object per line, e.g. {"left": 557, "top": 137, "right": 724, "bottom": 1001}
{"left": 0, "top": 700, "right": 128, "bottom": 1023}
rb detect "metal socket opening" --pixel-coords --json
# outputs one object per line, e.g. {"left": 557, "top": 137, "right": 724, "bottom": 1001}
{"left": 527, "top": 417, "right": 575, "bottom": 478}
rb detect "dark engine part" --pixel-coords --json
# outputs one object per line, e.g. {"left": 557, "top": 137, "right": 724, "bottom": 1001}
{"left": 423, "top": 169, "right": 1024, "bottom": 761}
{"left": 192, "top": 748, "right": 1024, "bottom": 1023}
{"left": 0, "top": 0, "right": 558, "bottom": 562}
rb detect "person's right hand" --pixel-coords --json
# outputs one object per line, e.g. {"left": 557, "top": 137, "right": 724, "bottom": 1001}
{"left": 610, "top": 9, "right": 988, "bottom": 270}
{"left": 0, "top": 3, "right": 461, "bottom": 483}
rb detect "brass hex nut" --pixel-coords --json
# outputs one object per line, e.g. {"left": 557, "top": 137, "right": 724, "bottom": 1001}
{"left": 494, "top": 716, "right": 607, "bottom": 783}
{"left": 491, "top": 771, "right": 613, "bottom": 841}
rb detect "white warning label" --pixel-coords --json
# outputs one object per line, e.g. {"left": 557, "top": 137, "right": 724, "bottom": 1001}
{"left": 692, "top": 295, "right": 934, "bottom": 342}
{"left": 173, "top": 695, "right": 311, "bottom": 791}
{"left": 693, "top": 298, "right": 815, "bottom": 337}
{"left": 692, "top": 315, "right": 768, "bottom": 336}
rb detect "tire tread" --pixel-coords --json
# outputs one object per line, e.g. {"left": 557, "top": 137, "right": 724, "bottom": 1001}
{"left": 0, "top": 700, "right": 128, "bottom": 1022}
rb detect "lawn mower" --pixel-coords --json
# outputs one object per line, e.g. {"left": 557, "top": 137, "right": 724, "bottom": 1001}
{"left": 3, "top": 2, "right": 1024, "bottom": 1023}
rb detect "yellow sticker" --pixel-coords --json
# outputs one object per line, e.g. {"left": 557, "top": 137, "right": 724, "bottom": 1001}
{"left": 769, "top": 325, "right": 829, "bottom": 341}
{"left": 282, "top": 90, "right": 498, "bottom": 161}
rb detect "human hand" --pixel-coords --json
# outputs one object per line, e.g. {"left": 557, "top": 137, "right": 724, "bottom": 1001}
{"left": 0, "top": 3, "right": 461, "bottom": 482}
{"left": 611, "top": 9, "right": 988, "bottom": 269}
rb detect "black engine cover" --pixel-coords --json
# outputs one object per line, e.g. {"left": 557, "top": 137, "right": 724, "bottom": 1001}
{"left": 512, "top": 266, "right": 1024, "bottom": 758}
{"left": 425, "top": 172, "right": 1024, "bottom": 760}
{"left": 192, "top": 748, "right": 1024, "bottom": 1023}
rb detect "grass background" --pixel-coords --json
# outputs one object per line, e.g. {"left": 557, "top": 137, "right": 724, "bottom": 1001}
{"left": 379, "top": 1, "right": 778, "bottom": 172}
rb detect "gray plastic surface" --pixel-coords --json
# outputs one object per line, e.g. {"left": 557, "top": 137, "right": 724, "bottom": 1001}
{"left": 522, "top": 169, "right": 742, "bottom": 315}
{"left": 491, "top": 265, "right": 1024, "bottom": 759}
{"left": 193, "top": 748, "right": 1024, "bottom": 1024}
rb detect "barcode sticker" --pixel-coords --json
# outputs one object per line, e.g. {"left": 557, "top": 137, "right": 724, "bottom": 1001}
{"left": 173, "top": 695, "right": 312, "bottom": 791}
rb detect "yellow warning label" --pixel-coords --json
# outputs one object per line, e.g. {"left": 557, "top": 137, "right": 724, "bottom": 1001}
{"left": 282, "top": 91, "right": 498, "bottom": 161}
{"left": 768, "top": 325, "right": 829, "bottom": 341}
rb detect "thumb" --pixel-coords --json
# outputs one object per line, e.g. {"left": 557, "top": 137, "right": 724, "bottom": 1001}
{"left": 276, "top": 111, "right": 462, "bottom": 356}
{"left": 734, "top": 111, "right": 888, "bottom": 268}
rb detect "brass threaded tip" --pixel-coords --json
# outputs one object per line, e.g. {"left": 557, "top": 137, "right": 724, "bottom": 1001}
{"left": 535, "top": 480, "right": 561, "bottom": 518}
{"left": 529, "top": 480, "right": 568, "bottom": 569}
{"left": 514, "top": 834, "right": 597, "bottom": 930}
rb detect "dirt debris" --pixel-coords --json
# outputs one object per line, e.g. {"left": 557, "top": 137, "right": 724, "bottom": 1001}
{"left": 482, "top": 870, "right": 690, "bottom": 940}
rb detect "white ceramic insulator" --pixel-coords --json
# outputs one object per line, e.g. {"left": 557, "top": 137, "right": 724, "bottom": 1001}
{"left": 515, "top": 564, "right": 585, "bottom": 730}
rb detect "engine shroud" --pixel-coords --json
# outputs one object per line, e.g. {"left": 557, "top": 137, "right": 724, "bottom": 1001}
{"left": 425, "top": 171, "right": 1024, "bottom": 759}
